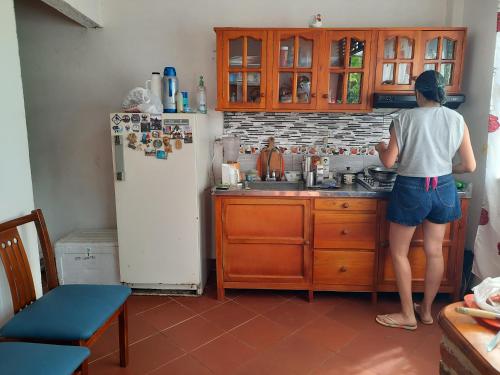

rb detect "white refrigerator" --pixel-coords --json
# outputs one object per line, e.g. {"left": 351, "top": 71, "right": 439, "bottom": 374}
{"left": 110, "top": 113, "right": 211, "bottom": 294}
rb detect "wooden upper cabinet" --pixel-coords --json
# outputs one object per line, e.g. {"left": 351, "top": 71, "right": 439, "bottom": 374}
{"left": 217, "top": 30, "right": 268, "bottom": 110}
{"left": 374, "top": 29, "right": 466, "bottom": 93}
{"left": 374, "top": 30, "right": 420, "bottom": 92}
{"left": 419, "top": 30, "right": 465, "bottom": 93}
{"left": 271, "top": 30, "right": 321, "bottom": 110}
{"left": 215, "top": 27, "right": 466, "bottom": 111}
{"left": 318, "top": 30, "right": 373, "bottom": 111}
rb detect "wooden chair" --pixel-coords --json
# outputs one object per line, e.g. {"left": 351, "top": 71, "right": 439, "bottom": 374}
{"left": 0, "top": 342, "right": 90, "bottom": 375}
{"left": 0, "top": 209, "right": 131, "bottom": 374}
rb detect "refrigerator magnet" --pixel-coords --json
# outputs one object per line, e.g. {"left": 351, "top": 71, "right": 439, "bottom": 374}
{"left": 175, "top": 139, "right": 183, "bottom": 150}
{"left": 145, "top": 147, "right": 156, "bottom": 156}
{"left": 184, "top": 133, "right": 193, "bottom": 144}
{"left": 122, "top": 114, "right": 130, "bottom": 123}
{"left": 141, "top": 122, "right": 151, "bottom": 132}
{"left": 111, "top": 114, "right": 121, "bottom": 125}
{"left": 162, "top": 125, "right": 172, "bottom": 134}
{"left": 112, "top": 125, "right": 123, "bottom": 134}
{"left": 132, "top": 124, "right": 140, "bottom": 132}
{"left": 151, "top": 130, "right": 161, "bottom": 138}
{"left": 151, "top": 117, "right": 162, "bottom": 130}
{"left": 131, "top": 114, "right": 140, "bottom": 123}
{"left": 153, "top": 139, "right": 163, "bottom": 149}
{"left": 156, "top": 150, "right": 167, "bottom": 160}
{"left": 165, "top": 144, "right": 173, "bottom": 153}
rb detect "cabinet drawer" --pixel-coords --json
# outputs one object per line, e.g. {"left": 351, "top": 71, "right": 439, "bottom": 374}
{"left": 382, "top": 246, "right": 450, "bottom": 284}
{"left": 314, "top": 250, "right": 374, "bottom": 286}
{"left": 223, "top": 243, "right": 306, "bottom": 283}
{"left": 314, "top": 213, "right": 376, "bottom": 249}
{"left": 314, "top": 198, "right": 377, "bottom": 212}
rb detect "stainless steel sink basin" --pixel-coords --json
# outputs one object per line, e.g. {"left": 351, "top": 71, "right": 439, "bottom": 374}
{"left": 246, "top": 181, "right": 304, "bottom": 191}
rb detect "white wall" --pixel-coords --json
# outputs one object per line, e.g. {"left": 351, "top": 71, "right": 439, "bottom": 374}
{"left": 0, "top": 0, "right": 41, "bottom": 325}
{"left": 14, "top": 0, "right": 451, "bottom": 242}
{"left": 450, "top": 0, "right": 497, "bottom": 250}
{"left": 41, "top": 0, "right": 103, "bottom": 27}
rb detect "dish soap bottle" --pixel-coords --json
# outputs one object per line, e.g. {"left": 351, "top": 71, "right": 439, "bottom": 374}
{"left": 197, "top": 75, "right": 207, "bottom": 114}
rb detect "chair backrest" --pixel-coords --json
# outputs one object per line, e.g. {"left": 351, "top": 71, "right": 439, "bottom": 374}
{"left": 0, "top": 209, "right": 59, "bottom": 313}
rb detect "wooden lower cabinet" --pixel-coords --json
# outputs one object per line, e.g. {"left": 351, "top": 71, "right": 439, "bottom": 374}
{"left": 214, "top": 196, "right": 468, "bottom": 302}
{"left": 215, "top": 197, "right": 311, "bottom": 300}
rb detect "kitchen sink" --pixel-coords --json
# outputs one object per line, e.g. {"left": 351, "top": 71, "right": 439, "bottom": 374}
{"left": 246, "top": 181, "right": 304, "bottom": 191}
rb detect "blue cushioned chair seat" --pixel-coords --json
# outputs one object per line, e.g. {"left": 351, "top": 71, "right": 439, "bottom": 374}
{"left": 0, "top": 284, "right": 131, "bottom": 341}
{"left": 0, "top": 342, "right": 90, "bottom": 375}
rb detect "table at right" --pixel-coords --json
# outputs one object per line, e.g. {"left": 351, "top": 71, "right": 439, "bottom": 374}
{"left": 439, "top": 302, "right": 500, "bottom": 375}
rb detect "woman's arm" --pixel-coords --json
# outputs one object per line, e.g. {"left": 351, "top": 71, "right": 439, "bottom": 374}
{"left": 375, "top": 126, "right": 399, "bottom": 168}
{"left": 452, "top": 122, "right": 476, "bottom": 174}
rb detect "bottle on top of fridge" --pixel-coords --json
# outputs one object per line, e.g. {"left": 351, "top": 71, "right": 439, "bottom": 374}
{"left": 176, "top": 91, "right": 184, "bottom": 113}
{"left": 197, "top": 75, "right": 207, "bottom": 114}
{"left": 162, "top": 67, "right": 178, "bottom": 113}
{"left": 146, "top": 72, "right": 162, "bottom": 101}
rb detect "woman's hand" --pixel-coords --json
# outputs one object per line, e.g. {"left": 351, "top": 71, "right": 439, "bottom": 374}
{"left": 375, "top": 141, "right": 388, "bottom": 153}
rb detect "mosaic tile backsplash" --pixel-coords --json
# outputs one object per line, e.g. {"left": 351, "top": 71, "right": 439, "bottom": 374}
{"left": 223, "top": 112, "right": 394, "bottom": 156}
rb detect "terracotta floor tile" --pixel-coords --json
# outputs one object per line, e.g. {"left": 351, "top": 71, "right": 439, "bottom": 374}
{"left": 89, "top": 314, "right": 158, "bottom": 362}
{"left": 311, "top": 353, "right": 378, "bottom": 375}
{"left": 140, "top": 300, "right": 195, "bottom": 331}
{"left": 191, "top": 333, "right": 256, "bottom": 374}
{"left": 235, "top": 353, "right": 297, "bottom": 375}
{"left": 162, "top": 316, "right": 225, "bottom": 352}
{"left": 289, "top": 292, "right": 346, "bottom": 315}
{"left": 325, "top": 299, "right": 383, "bottom": 331}
{"left": 89, "top": 333, "right": 184, "bottom": 375}
{"left": 173, "top": 291, "right": 223, "bottom": 314}
{"left": 201, "top": 301, "right": 256, "bottom": 331}
{"left": 233, "top": 290, "right": 288, "bottom": 314}
{"left": 259, "top": 334, "right": 333, "bottom": 374}
{"left": 230, "top": 316, "right": 291, "bottom": 350}
{"left": 127, "top": 295, "right": 172, "bottom": 315}
{"left": 264, "top": 300, "right": 320, "bottom": 330}
{"left": 149, "top": 354, "right": 213, "bottom": 375}
{"left": 295, "top": 316, "right": 359, "bottom": 351}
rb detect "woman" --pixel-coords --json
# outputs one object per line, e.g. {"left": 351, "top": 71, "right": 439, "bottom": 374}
{"left": 375, "top": 70, "right": 476, "bottom": 330}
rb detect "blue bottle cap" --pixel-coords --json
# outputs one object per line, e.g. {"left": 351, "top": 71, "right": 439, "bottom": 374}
{"left": 163, "top": 67, "right": 176, "bottom": 76}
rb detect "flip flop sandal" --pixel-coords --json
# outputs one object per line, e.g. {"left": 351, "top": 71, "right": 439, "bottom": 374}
{"left": 375, "top": 314, "right": 417, "bottom": 331}
{"left": 413, "top": 303, "right": 434, "bottom": 325}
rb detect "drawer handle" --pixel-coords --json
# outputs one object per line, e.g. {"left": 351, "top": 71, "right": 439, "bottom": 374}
{"left": 342, "top": 202, "right": 350, "bottom": 208}
{"left": 340, "top": 266, "right": 347, "bottom": 272}
{"left": 342, "top": 229, "right": 349, "bottom": 235}
{"left": 322, "top": 93, "right": 329, "bottom": 99}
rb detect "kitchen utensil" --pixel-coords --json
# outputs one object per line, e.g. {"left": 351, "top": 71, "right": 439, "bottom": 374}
{"left": 455, "top": 307, "right": 500, "bottom": 320}
{"left": 306, "top": 171, "right": 315, "bottom": 187}
{"left": 487, "top": 330, "right": 500, "bottom": 352}
{"left": 464, "top": 294, "right": 500, "bottom": 329}
{"left": 222, "top": 135, "right": 240, "bottom": 162}
{"left": 343, "top": 173, "right": 355, "bottom": 184}
{"left": 367, "top": 166, "right": 398, "bottom": 183}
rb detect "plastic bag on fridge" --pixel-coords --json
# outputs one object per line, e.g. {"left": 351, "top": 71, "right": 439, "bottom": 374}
{"left": 472, "top": 277, "right": 500, "bottom": 313}
{"left": 122, "top": 87, "right": 163, "bottom": 114}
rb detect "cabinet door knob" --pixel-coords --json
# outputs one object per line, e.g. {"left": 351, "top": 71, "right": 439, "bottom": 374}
{"left": 340, "top": 266, "right": 347, "bottom": 272}
{"left": 304, "top": 240, "right": 310, "bottom": 245}
{"left": 381, "top": 241, "right": 389, "bottom": 247}
{"left": 342, "top": 202, "right": 350, "bottom": 208}
{"left": 260, "top": 93, "right": 265, "bottom": 98}
{"left": 322, "top": 94, "right": 329, "bottom": 99}
{"left": 311, "top": 93, "right": 316, "bottom": 98}
{"left": 342, "top": 229, "right": 349, "bottom": 235}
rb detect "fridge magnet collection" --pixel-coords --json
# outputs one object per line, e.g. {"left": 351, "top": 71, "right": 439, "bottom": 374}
{"left": 111, "top": 113, "right": 193, "bottom": 160}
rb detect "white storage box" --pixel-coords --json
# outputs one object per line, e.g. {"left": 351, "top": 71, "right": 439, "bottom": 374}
{"left": 54, "top": 229, "right": 120, "bottom": 285}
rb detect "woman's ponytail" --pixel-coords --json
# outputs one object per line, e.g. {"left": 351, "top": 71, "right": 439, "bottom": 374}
{"left": 415, "top": 70, "right": 447, "bottom": 105}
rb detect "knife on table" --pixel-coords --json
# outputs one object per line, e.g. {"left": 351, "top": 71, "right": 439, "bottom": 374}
{"left": 455, "top": 307, "right": 500, "bottom": 320}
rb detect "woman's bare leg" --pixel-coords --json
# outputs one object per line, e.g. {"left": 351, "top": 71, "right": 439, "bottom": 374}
{"left": 419, "top": 219, "right": 447, "bottom": 322}
{"left": 377, "top": 222, "right": 417, "bottom": 326}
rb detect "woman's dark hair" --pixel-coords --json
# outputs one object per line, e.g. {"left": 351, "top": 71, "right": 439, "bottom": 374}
{"left": 414, "top": 70, "right": 447, "bottom": 105}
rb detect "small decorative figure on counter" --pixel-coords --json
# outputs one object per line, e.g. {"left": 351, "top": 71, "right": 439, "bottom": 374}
{"left": 309, "top": 14, "right": 322, "bottom": 28}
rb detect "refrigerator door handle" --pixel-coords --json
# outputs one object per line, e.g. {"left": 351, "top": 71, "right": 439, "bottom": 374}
{"left": 114, "top": 135, "right": 125, "bottom": 181}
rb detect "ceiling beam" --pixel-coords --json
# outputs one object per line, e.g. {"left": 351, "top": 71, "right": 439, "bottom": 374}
{"left": 41, "top": 0, "right": 103, "bottom": 28}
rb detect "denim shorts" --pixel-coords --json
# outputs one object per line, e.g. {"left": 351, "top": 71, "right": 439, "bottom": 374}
{"left": 387, "top": 174, "right": 461, "bottom": 226}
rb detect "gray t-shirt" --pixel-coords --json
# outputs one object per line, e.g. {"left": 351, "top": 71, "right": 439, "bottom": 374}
{"left": 392, "top": 107, "right": 465, "bottom": 177}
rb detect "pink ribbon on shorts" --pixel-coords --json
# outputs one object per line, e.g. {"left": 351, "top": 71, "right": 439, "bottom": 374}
{"left": 425, "top": 176, "right": 438, "bottom": 192}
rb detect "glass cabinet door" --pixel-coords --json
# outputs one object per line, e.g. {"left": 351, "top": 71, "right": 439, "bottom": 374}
{"left": 221, "top": 30, "right": 267, "bottom": 109}
{"left": 318, "top": 31, "right": 372, "bottom": 110}
{"left": 420, "top": 30, "right": 464, "bottom": 93}
{"left": 272, "top": 30, "right": 320, "bottom": 109}
{"left": 375, "top": 31, "right": 418, "bottom": 92}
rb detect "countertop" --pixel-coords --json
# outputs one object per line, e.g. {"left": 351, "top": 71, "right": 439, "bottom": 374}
{"left": 212, "top": 182, "right": 472, "bottom": 198}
